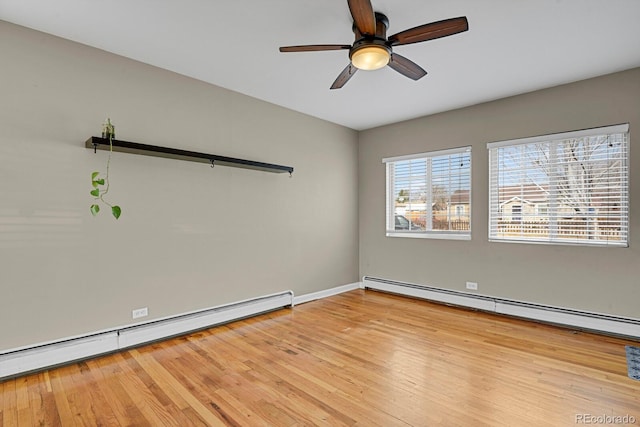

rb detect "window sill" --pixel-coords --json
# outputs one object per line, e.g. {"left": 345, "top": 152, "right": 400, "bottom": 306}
{"left": 386, "top": 232, "right": 471, "bottom": 241}
{"left": 488, "top": 237, "right": 627, "bottom": 247}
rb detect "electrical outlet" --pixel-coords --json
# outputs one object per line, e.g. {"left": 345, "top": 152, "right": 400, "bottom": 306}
{"left": 132, "top": 307, "right": 148, "bottom": 319}
{"left": 466, "top": 282, "right": 478, "bottom": 290}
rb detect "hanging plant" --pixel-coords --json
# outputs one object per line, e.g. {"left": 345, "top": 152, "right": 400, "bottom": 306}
{"left": 90, "top": 118, "right": 122, "bottom": 219}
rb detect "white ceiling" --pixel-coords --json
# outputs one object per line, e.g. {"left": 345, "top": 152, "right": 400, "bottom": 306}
{"left": 2, "top": 0, "right": 640, "bottom": 130}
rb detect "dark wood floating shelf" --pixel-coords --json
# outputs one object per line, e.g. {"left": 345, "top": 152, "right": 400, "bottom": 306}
{"left": 85, "top": 137, "right": 294, "bottom": 174}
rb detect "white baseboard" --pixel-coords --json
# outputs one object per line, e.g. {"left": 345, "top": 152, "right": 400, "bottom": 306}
{"left": 293, "top": 282, "right": 362, "bottom": 305}
{"left": 118, "top": 291, "right": 294, "bottom": 349}
{"left": 363, "top": 276, "right": 640, "bottom": 339}
{"left": 0, "top": 332, "right": 118, "bottom": 379}
{"left": 494, "top": 301, "right": 640, "bottom": 338}
{"left": 366, "top": 279, "right": 495, "bottom": 311}
{"left": 0, "top": 290, "right": 294, "bottom": 380}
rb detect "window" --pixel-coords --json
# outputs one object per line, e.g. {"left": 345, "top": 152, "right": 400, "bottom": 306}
{"left": 488, "top": 124, "right": 629, "bottom": 246}
{"left": 511, "top": 205, "right": 522, "bottom": 222}
{"left": 384, "top": 147, "right": 471, "bottom": 239}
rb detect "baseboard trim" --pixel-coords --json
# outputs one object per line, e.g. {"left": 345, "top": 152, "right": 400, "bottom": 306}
{"left": 363, "top": 276, "right": 640, "bottom": 339}
{"left": 118, "top": 291, "right": 294, "bottom": 349}
{"left": 0, "top": 332, "right": 119, "bottom": 379}
{"left": 0, "top": 290, "right": 294, "bottom": 380}
{"left": 293, "top": 282, "right": 363, "bottom": 305}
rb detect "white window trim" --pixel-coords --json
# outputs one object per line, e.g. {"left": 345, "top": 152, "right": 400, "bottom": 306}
{"left": 384, "top": 146, "right": 472, "bottom": 240}
{"left": 487, "top": 123, "right": 629, "bottom": 149}
{"left": 383, "top": 146, "right": 471, "bottom": 164}
{"left": 385, "top": 231, "right": 472, "bottom": 240}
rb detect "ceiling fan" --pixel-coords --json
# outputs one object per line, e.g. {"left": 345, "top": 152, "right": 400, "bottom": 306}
{"left": 279, "top": 0, "right": 468, "bottom": 89}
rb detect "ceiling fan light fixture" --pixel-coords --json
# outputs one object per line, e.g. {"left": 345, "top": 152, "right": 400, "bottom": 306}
{"left": 350, "top": 44, "right": 390, "bottom": 70}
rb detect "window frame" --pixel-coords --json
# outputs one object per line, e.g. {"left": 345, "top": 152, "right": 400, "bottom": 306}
{"left": 383, "top": 146, "right": 472, "bottom": 240}
{"left": 487, "top": 123, "right": 629, "bottom": 247}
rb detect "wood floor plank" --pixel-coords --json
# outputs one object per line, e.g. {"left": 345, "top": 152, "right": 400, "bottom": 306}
{"left": 1, "top": 289, "right": 639, "bottom": 426}
{"left": 15, "top": 376, "right": 33, "bottom": 427}
{"left": 214, "top": 393, "right": 261, "bottom": 427}
{"left": 85, "top": 356, "right": 149, "bottom": 426}
{"left": 119, "top": 352, "right": 187, "bottom": 426}
{"left": 69, "top": 361, "right": 116, "bottom": 426}
{"left": 0, "top": 380, "right": 17, "bottom": 427}
{"left": 128, "top": 348, "right": 227, "bottom": 426}
{"left": 26, "top": 371, "right": 61, "bottom": 427}
{"left": 48, "top": 367, "right": 85, "bottom": 427}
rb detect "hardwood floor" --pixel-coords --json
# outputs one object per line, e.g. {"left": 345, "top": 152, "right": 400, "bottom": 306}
{"left": 1, "top": 289, "right": 639, "bottom": 426}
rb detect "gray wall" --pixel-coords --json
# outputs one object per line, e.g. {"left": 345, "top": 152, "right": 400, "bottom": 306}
{"left": 359, "top": 68, "right": 639, "bottom": 318}
{"left": 0, "top": 21, "right": 359, "bottom": 351}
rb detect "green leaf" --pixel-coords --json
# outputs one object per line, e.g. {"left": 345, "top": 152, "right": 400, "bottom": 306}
{"left": 92, "top": 180, "right": 99, "bottom": 188}
{"left": 95, "top": 178, "right": 105, "bottom": 186}
{"left": 90, "top": 204, "right": 100, "bottom": 216}
{"left": 90, "top": 188, "right": 100, "bottom": 197}
{"left": 91, "top": 171, "right": 100, "bottom": 180}
{"left": 111, "top": 206, "right": 122, "bottom": 219}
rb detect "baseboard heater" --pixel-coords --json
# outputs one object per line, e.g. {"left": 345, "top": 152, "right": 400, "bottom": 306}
{"left": 363, "top": 277, "right": 640, "bottom": 339}
{"left": 0, "top": 291, "right": 293, "bottom": 380}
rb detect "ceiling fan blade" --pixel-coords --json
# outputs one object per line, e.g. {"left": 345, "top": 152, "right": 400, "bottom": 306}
{"left": 347, "top": 0, "right": 376, "bottom": 36}
{"left": 279, "top": 44, "right": 351, "bottom": 53}
{"left": 330, "top": 64, "right": 358, "bottom": 89}
{"left": 389, "top": 16, "right": 468, "bottom": 46}
{"left": 388, "top": 53, "right": 427, "bottom": 81}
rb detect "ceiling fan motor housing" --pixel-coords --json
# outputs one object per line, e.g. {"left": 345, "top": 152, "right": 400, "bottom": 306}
{"left": 349, "top": 12, "right": 392, "bottom": 69}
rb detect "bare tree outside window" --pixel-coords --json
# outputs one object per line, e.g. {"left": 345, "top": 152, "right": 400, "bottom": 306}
{"left": 488, "top": 126, "right": 628, "bottom": 246}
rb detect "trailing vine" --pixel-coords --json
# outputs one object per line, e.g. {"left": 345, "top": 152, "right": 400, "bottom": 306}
{"left": 90, "top": 118, "right": 122, "bottom": 219}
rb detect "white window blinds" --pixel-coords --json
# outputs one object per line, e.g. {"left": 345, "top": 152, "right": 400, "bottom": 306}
{"left": 488, "top": 124, "right": 629, "bottom": 246}
{"left": 383, "top": 147, "right": 471, "bottom": 239}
